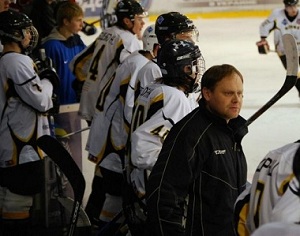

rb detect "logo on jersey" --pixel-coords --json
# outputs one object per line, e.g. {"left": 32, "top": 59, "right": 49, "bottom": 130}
{"left": 282, "top": 19, "right": 288, "bottom": 26}
{"left": 214, "top": 150, "right": 226, "bottom": 155}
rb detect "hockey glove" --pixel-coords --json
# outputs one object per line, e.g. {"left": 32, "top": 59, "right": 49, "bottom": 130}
{"left": 82, "top": 21, "right": 97, "bottom": 36}
{"left": 39, "top": 68, "right": 60, "bottom": 90}
{"left": 35, "top": 57, "right": 60, "bottom": 89}
{"left": 34, "top": 49, "right": 60, "bottom": 89}
{"left": 256, "top": 39, "right": 270, "bottom": 54}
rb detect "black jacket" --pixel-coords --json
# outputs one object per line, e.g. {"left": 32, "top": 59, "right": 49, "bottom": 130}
{"left": 145, "top": 99, "right": 248, "bottom": 236}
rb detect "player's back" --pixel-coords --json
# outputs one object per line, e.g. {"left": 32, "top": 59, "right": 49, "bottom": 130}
{"left": 235, "top": 142, "right": 300, "bottom": 234}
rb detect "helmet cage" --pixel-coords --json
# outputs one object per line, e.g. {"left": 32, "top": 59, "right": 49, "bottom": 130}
{"left": 159, "top": 40, "right": 206, "bottom": 93}
{"left": 186, "top": 56, "right": 206, "bottom": 93}
{"left": 0, "top": 10, "right": 39, "bottom": 54}
{"left": 24, "top": 26, "right": 39, "bottom": 54}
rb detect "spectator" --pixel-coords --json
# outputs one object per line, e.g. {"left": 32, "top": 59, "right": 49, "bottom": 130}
{"left": 42, "top": 1, "right": 85, "bottom": 104}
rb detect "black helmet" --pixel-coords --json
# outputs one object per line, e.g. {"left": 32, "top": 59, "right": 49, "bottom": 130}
{"left": 158, "top": 39, "right": 205, "bottom": 93}
{"left": 0, "top": 10, "right": 38, "bottom": 54}
{"left": 155, "top": 12, "right": 198, "bottom": 44}
{"left": 115, "top": 0, "right": 147, "bottom": 23}
{"left": 283, "top": 0, "right": 298, "bottom": 5}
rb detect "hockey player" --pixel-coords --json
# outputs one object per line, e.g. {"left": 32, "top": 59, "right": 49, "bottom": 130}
{"left": 252, "top": 222, "right": 300, "bottom": 236}
{"left": 70, "top": 0, "right": 147, "bottom": 124}
{"left": 0, "top": 10, "right": 58, "bottom": 235}
{"left": 234, "top": 141, "right": 300, "bottom": 235}
{"left": 99, "top": 0, "right": 152, "bottom": 39}
{"left": 125, "top": 39, "right": 205, "bottom": 236}
{"left": 84, "top": 24, "right": 158, "bottom": 233}
{"left": 130, "top": 39, "right": 205, "bottom": 197}
{"left": 123, "top": 24, "right": 159, "bottom": 127}
{"left": 256, "top": 0, "right": 300, "bottom": 96}
{"left": 42, "top": 1, "right": 86, "bottom": 105}
{"left": 135, "top": 12, "right": 199, "bottom": 96}
{"left": 145, "top": 64, "right": 247, "bottom": 236}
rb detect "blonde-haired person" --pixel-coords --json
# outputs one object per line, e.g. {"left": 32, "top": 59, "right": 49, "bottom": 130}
{"left": 42, "top": 1, "right": 86, "bottom": 104}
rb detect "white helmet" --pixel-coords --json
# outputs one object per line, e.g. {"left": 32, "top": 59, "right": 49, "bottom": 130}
{"left": 142, "top": 24, "right": 158, "bottom": 53}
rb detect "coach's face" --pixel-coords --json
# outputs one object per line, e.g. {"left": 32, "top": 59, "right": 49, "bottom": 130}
{"left": 202, "top": 73, "right": 244, "bottom": 123}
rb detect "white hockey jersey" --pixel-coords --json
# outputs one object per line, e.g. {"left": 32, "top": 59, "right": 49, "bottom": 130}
{"left": 70, "top": 26, "right": 142, "bottom": 122}
{"left": 134, "top": 59, "right": 162, "bottom": 95}
{"left": 235, "top": 142, "right": 300, "bottom": 236}
{"left": 259, "top": 8, "right": 300, "bottom": 55}
{"left": 0, "top": 53, "right": 53, "bottom": 167}
{"left": 129, "top": 83, "right": 198, "bottom": 196}
{"left": 122, "top": 51, "right": 151, "bottom": 128}
{"left": 251, "top": 222, "right": 300, "bottom": 236}
{"left": 86, "top": 50, "right": 150, "bottom": 173}
{"left": 133, "top": 59, "right": 199, "bottom": 112}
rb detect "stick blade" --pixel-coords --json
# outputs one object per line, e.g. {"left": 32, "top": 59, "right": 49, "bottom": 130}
{"left": 283, "top": 34, "right": 299, "bottom": 77}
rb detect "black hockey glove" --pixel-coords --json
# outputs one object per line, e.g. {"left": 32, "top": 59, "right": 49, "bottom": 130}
{"left": 34, "top": 48, "right": 60, "bottom": 89}
{"left": 39, "top": 68, "right": 60, "bottom": 90}
{"left": 256, "top": 39, "right": 270, "bottom": 54}
{"left": 82, "top": 21, "right": 97, "bottom": 36}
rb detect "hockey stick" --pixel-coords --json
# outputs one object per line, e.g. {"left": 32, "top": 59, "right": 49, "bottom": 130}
{"left": 56, "top": 126, "right": 90, "bottom": 139}
{"left": 82, "top": 20, "right": 98, "bottom": 36}
{"left": 57, "top": 196, "right": 91, "bottom": 227}
{"left": 246, "top": 34, "right": 299, "bottom": 127}
{"left": 37, "top": 135, "right": 86, "bottom": 236}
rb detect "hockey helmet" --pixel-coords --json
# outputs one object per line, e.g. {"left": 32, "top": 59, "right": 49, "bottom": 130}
{"left": 283, "top": 0, "right": 298, "bottom": 5}
{"left": 115, "top": 0, "right": 147, "bottom": 23}
{"left": 155, "top": 12, "right": 199, "bottom": 44}
{"left": 142, "top": 24, "right": 158, "bottom": 53}
{"left": 0, "top": 10, "right": 38, "bottom": 54}
{"left": 158, "top": 39, "right": 205, "bottom": 93}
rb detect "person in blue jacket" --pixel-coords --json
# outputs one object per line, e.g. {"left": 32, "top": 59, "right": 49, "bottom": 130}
{"left": 42, "top": 1, "right": 85, "bottom": 104}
